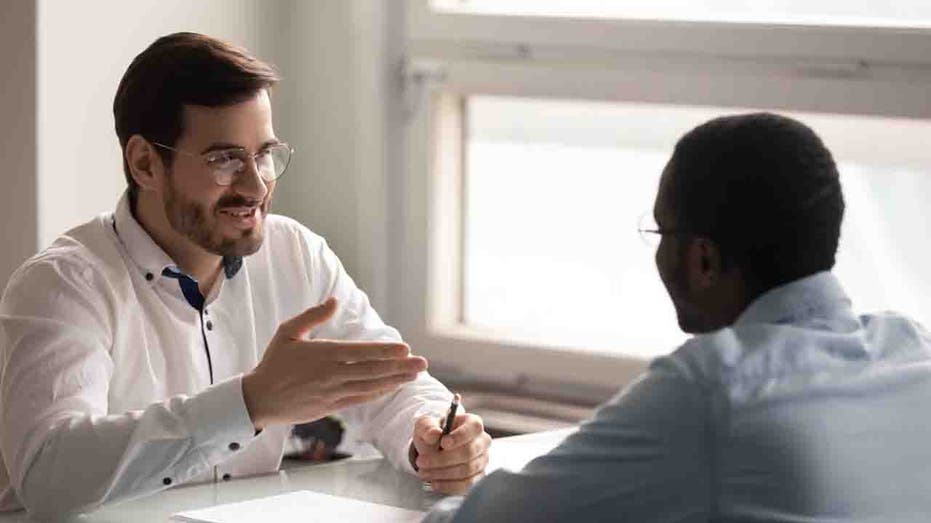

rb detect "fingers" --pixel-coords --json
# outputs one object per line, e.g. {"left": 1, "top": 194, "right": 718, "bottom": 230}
{"left": 416, "top": 425, "right": 490, "bottom": 494}
{"left": 412, "top": 415, "right": 443, "bottom": 452}
{"left": 416, "top": 432, "right": 492, "bottom": 471}
{"left": 418, "top": 452, "right": 489, "bottom": 482}
{"left": 296, "top": 340, "right": 411, "bottom": 362}
{"left": 277, "top": 297, "right": 338, "bottom": 340}
{"left": 335, "top": 357, "right": 427, "bottom": 382}
{"left": 338, "top": 372, "right": 419, "bottom": 397}
{"left": 427, "top": 470, "right": 486, "bottom": 495}
{"left": 439, "top": 414, "right": 485, "bottom": 451}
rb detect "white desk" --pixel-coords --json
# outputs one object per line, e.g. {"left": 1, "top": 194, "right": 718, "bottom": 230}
{"left": 0, "top": 428, "right": 575, "bottom": 522}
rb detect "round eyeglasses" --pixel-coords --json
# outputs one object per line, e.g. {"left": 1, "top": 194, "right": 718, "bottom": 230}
{"left": 152, "top": 141, "right": 294, "bottom": 186}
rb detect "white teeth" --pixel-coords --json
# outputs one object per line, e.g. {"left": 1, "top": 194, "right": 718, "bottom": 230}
{"left": 221, "top": 208, "right": 255, "bottom": 218}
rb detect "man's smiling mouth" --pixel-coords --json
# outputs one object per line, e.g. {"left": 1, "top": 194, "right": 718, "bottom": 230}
{"left": 219, "top": 207, "right": 257, "bottom": 218}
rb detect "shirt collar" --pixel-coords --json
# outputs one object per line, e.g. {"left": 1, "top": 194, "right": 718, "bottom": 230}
{"left": 112, "top": 192, "right": 243, "bottom": 284}
{"left": 734, "top": 271, "right": 852, "bottom": 327}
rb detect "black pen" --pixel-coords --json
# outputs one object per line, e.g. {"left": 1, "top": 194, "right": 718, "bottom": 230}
{"left": 439, "top": 393, "right": 461, "bottom": 449}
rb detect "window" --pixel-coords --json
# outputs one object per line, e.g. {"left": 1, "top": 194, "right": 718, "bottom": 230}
{"left": 463, "top": 96, "right": 931, "bottom": 361}
{"left": 463, "top": 97, "right": 686, "bottom": 359}
{"left": 396, "top": 0, "right": 931, "bottom": 400}
{"left": 431, "top": 0, "right": 931, "bottom": 27}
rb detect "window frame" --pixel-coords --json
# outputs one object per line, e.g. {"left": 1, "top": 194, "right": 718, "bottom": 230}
{"left": 410, "top": 0, "right": 931, "bottom": 66}
{"left": 393, "top": 0, "right": 931, "bottom": 400}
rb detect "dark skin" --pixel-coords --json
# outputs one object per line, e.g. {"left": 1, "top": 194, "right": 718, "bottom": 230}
{"left": 653, "top": 162, "right": 758, "bottom": 334}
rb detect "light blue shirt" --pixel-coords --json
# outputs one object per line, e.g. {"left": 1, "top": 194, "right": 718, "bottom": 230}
{"left": 426, "top": 272, "right": 931, "bottom": 522}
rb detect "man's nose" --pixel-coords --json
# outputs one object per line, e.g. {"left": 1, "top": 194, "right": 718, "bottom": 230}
{"left": 233, "top": 158, "right": 269, "bottom": 201}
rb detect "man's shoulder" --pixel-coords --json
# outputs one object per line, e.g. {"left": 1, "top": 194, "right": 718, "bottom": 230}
{"left": 649, "top": 334, "right": 727, "bottom": 386}
{"left": 263, "top": 214, "right": 325, "bottom": 247}
{"left": 3, "top": 214, "right": 122, "bottom": 305}
{"left": 651, "top": 325, "right": 777, "bottom": 388}
{"left": 859, "top": 310, "right": 931, "bottom": 360}
{"left": 662, "top": 310, "right": 931, "bottom": 403}
{"left": 21, "top": 214, "right": 114, "bottom": 269}
{"left": 257, "top": 214, "right": 333, "bottom": 267}
{"left": 243, "top": 214, "right": 331, "bottom": 278}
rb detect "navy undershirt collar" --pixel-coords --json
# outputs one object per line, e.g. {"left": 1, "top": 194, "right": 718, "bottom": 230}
{"left": 161, "top": 256, "right": 242, "bottom": 311}
{"left": 222, "top": 255, "right": 243, "bottom": 279}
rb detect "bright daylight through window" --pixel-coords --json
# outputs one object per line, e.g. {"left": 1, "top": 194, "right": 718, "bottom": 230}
{"left": 463, "top": 96, "right": 931, "bottom": 358}
{"left": 431, "top": 0, "right": 931, "bottom": 27}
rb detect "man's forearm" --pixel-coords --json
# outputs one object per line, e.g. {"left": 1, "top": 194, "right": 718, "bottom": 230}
{"left": 13, "top": 376, "right": 254, "bottom": 518}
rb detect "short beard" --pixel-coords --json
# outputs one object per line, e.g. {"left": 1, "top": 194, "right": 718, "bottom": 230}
{"left": 163, "top": 176, "right": 268, "bottom": 257}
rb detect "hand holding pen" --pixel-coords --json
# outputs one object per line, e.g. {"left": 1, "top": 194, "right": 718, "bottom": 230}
{"left": 410, "top": 392, "right": 492, "bottom": 494}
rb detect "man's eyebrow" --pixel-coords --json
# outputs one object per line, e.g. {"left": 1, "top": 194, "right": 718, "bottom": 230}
{"left": 199, "top": 139, "right": 282, "bottom": 155}
{"left": 259, "top": 138, "right": 283, "bottom": 150}
{"left": 200, "top": 143, "right": 244, "bottom": 155}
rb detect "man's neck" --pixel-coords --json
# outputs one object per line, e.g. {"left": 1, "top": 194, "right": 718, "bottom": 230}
{"left": 697, "top": 273, "right": 757, "bottom": 332}
{"left": 134, "top": 194, "right": 223, "bottom": 292}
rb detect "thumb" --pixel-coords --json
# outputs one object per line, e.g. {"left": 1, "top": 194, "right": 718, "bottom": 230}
{"left": 413, "top": 415, "right": 443, "bottom": 450}
{"left": 278, "top": 297, "right": 338, "bottom": 340}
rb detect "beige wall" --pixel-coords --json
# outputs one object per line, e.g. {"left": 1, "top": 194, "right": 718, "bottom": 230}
{"left": 272, "top": 1, "right": 403, "bottom": 312}
{"left": 0, "top": 1, "right": 38, "bottom": 290}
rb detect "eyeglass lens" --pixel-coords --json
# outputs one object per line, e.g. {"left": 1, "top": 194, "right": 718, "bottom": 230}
{"left": 637, "top": 212, "right": 661, "bottom": 247}
{"left": 211, "top": 144, "right": 292, "bottom": 185}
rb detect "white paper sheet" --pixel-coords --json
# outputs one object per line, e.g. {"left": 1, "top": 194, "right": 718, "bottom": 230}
{"left": 172, "top": 490, "right": 425, "bottom": 523}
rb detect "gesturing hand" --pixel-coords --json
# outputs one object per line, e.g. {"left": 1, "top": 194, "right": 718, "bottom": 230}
{"left": 411, "top": 413, "right": 491, "bottom": 494}
{"left": 242, "top": 297, "right": 428, "bottom": 430}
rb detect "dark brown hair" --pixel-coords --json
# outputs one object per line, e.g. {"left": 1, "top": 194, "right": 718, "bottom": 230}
{"left": 113, "top": 32, "right": 280, "bottom": 205}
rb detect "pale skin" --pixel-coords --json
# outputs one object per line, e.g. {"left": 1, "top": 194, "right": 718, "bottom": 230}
{"left": 124, "top": 89, "right": 489, "bottom": 494}
{"left": 411, "top": 413, "right": 492, "bottom": 492}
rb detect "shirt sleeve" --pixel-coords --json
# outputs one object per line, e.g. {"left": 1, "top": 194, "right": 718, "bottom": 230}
{"left": 300, "top": 235, "right": 452, "bottom": 473}
{"left": 425, "top": 362, "right": 714, "bottom": 523}
{"left": 0, "top": 257, "right": 257, "bottom": 518}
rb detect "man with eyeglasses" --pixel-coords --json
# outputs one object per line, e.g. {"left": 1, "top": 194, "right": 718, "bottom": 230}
{"left": 0, "top": 33, "right": 490, "bottom": 518}
{"left": 426, "top": 113, "right": 931, "bottom": 522}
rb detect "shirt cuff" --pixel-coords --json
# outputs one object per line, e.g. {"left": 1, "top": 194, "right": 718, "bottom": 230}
{"left": 184, "top": 374, "right": 257, "bottom": 466}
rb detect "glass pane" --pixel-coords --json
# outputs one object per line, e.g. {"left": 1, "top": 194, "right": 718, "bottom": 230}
{"left": 432, "top": 0, "right": 931, "bottom": 27}
{"left": 462, "top": 96, "right": 931, "bottom": 358}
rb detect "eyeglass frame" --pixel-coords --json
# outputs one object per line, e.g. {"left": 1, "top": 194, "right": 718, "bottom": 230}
{"left": 637, "top": 211, "right": 693, "bottom": 247}
{"left": 150, "top": 140, "right": 294, "bottom": 186}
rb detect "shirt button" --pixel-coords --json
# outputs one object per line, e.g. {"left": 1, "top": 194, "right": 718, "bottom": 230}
{"left": 162, "top": 477, "right": 172, "bottom": 486}
{"left": 228, "top": 442, "right": 240, "bottom": 451}
{"left": 145, "top": 272, "right": 154, "bottom": 281}
{"left": 206, "top": 320, "right": 214, "bottom": 331}
{"left": 222, "top": 473, "right": 232, "bottom": 481}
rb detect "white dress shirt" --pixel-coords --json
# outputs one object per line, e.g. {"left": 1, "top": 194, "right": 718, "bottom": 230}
{"left": 427, "top": 272, "right": 931, "bottom": 522}
{"left": 0, "top": 194, "right": 451, "bottom": 518}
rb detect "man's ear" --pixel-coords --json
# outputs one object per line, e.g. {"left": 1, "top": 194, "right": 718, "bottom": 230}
{"left": 125, "top": 135, "right": 165, "bottom": 193}
{"left": 685, "top": 237, "right": 723, "bottom": 291}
